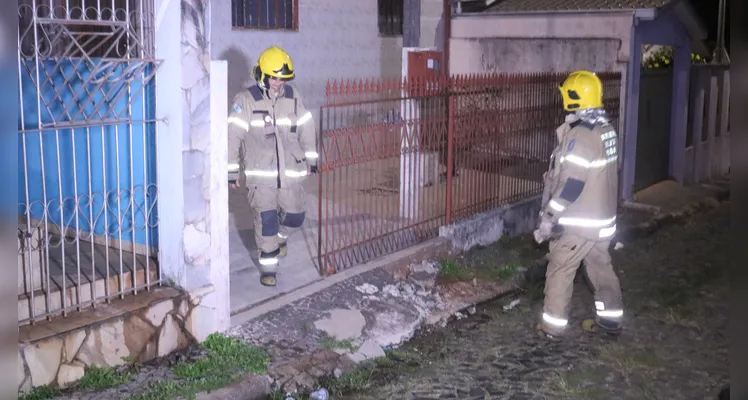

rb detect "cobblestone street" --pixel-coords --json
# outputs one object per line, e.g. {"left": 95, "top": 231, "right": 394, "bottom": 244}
{"left": 330, "top": 201, "right": 730, "bottom": 400}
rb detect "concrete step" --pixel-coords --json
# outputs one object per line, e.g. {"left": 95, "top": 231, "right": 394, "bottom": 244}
{"left": 18, "top": 266, "right": 159, "bottom": 324}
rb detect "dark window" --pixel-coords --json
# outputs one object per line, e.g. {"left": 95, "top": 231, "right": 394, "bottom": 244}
{"left": 231, "top": 0, "right": 297, "bottom": 30}
{"left": 378, "top": 0, "right": 403, "bottom": 36}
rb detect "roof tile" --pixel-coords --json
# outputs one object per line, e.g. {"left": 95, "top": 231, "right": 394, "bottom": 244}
{"left": 485, "top": 0, "right": 674, "bottom": 12}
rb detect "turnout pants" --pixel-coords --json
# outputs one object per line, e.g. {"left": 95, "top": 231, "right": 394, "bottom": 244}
{"left": 541, "top": 233, "right": 623, "bottom": 336}
{"left": 248, "top": 184, "right": 306, "bottom": 276}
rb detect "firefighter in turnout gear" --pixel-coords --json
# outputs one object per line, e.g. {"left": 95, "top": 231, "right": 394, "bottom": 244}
{"left": 227, "top": 46, "right": 318, "bottom": 287}
{"left": 534, "top": 70, "right": 623, "bottom": 339}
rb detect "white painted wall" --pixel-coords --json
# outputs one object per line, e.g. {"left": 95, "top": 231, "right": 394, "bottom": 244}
{"left": 211, "top": 0, "right": 446, "bottom": 116}
{"left": 450, "top": 12, "right": 636, "bottom": 74}
{"left": 211, "top": 1, "right": 398, "bottom": 116}
{"left": 421, "top": 0, "right": 446, "bottom": 52}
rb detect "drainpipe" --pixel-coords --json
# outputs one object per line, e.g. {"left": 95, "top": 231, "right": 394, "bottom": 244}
{"left": 443, "top": 0, "right": 451, "bottom": 77}
{"left": 712, "top": 0, "right": 728, "bottom": 63}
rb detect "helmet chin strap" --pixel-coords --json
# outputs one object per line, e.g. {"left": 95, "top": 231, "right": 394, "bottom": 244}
{"left": 259, "top": 75, "right": 270, "bottom": 90}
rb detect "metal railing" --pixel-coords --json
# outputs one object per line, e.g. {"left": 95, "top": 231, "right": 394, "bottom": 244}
{"left": 318, "top": 72, "right": 622, "bottom": 274}
{"left": 684, "top": 64, "right": 730, "bottom": 183}
{"left": 17, "top": 0, "right": 162, "bottom": 325}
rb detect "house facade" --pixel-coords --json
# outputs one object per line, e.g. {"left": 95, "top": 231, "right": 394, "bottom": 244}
{"left": 17, "top": 0, "right": 728, "bottom": 394}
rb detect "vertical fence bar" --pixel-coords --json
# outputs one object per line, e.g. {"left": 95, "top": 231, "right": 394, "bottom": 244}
{"left": 126, "top": 0, "right": 138, "bottom": 296}
{"left": 445, "top": 93, "right": 454, "bottom": 225}
{"left": 140, "top": 0, "right": 152, "bottom": 290}
{"left": 317, "top": 106, "right": 325, "bottom": 275}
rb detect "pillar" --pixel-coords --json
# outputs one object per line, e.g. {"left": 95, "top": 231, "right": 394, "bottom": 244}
{"left": 154, "top": 0, "right": 230, "bottom": 336}
{"left": 669, "top": 44, "right": 690, "bottom": 183}
{"left": 621, "top": 26, "right": 642, "bottom": 201}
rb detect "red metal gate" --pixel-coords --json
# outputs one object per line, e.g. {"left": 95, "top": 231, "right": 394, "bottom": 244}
{"left": 317, "top": 72, "right": 621, "bottom": 275}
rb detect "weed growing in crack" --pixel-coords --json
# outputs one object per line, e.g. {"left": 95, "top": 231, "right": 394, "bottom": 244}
{"left": 438, "top": 258, "right": 472, "bottom": 281}
{"left": 315, "top": 349, "right": 424, "bottom": 397}
{"left": 20, "top": 364, "right": 135, "bottom": 400}
{"left": 438, "top": 258, "right": 523, "bottom": 283}
{"left": 18, "top": 386, "right": 61, "bottom": 400}
{"left": 438, "top": 234, "right": 546, "bottom": 285}
{"left": 488, "top": 262, "right": 518, "bottom": 281}
{"left": 549, "top": 370, "right": 607, "bottom": 399}
{"left": 596, "top": 343, "right": 663, "bottom": 385}
{"left": 130, "top": 333, "right": 269, "bottom": 400}
{"left": 77, "top": 366, "right": 134, "bottom": 390}
{"left": 318, "top": 336, "right": 359, "bottom": 352}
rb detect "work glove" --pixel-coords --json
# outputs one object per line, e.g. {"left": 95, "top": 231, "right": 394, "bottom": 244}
{"left": 533, "top": 217, "right": 553, "bottom": 244}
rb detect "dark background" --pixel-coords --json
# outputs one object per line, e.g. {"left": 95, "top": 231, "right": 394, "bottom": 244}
{"left": 690, "top": 0, "right": 729, "bottom": 52}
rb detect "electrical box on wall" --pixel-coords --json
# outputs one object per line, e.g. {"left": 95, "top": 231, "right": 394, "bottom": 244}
{"left": 406, "top": 50, "right": 443, "bottom": 96}
{"left": 407, "top": 50, "right": 442, "bottom": 77}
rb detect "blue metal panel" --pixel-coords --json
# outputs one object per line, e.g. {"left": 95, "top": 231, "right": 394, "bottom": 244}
{"left": 18, "top": 59, "right": 158, "bottom": 248}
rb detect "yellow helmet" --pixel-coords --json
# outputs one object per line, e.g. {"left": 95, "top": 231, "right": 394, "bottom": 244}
{"left": 558, "top": 70, "right": 603, "bottom": 111}
{"left": 254, "top": 46, "right": 295, "bottom": 87}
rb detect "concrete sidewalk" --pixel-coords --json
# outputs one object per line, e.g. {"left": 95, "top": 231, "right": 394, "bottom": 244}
{"left": 204, "top": 177, "right": 730, "bottom": 399}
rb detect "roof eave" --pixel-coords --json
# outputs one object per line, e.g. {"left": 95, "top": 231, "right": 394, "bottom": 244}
{"left": 453, "top": 7, "right": 655, "bottom": 18}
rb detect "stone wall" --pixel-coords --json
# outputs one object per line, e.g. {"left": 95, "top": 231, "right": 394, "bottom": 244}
{"left": 439, "top": 196, "right": 542, "bottom": 252}
{"left": 153, "top": 0, "right": 230, "bottom": 336}
{"left": 18, "top": 286, "right": 215, "bottom": 393}
{"left": 179, "top": 0, "right": 216, "bottom": 294}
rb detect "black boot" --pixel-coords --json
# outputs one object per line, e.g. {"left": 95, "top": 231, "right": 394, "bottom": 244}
{"left": 581, "top": 318, "right": 622, "bottom": 338}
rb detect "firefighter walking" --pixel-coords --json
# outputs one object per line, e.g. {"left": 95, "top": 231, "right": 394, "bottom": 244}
{"left": 533, "top": 70, "right": 624, "bottom": 339}
{"left": 226, "top": 46, "right": 318, "bottom": 287}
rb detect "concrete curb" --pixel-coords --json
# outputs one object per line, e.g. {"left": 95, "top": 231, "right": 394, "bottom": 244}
{"left": 230, "top": 238, "right": 453, "bottom": 327}
{"left": 425, "top": 283, "right": 520, "bottom": 326}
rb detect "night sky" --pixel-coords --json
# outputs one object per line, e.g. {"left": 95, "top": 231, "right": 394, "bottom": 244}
{"left": 689, "top": 0, "right": 729, "bottom": 49}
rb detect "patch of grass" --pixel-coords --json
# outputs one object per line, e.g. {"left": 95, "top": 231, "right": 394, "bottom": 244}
{"left": 384, "top": 348, "right": 422, "bottom": 365}
{"left": 438, "top": 259, "right": 472, "bottom": 281}
{"left": 438, "top": 258, "right": 522, "bottom": 283}
{"left": 131, "top": 333, "right": 270, "bottom": 400}
{"left": 684, "top": 261, "right": 726, "bottom": 288}
{"left": 325, "top": 360, "right": 379, "bottom": 394}
{"left": 598, "top": 344, "right": 662, "bottom": 382}
{"left": 19, "top": 386, "right": 61, "bottom": 400}
{"left": 484, "top": 262, "right": 518, "bottom": 281}
{"left": 318, "top": 336, "right": 359, "bottom": 352}
{"left": 550, "top": 370, "right": 608, "bottom": 399}
{"left": 654, "top": 281, "right": 691, "bottom": 309}
{"left": 319, "top": 349, "right": 423, "bottom": 396}
{"left": 19, "top": 365, "right": 134, "bottom": 400}
{"left": 632, "top": 381, "right": 660, "bottom": 400}
{"left": 76, "top": 365, "right": 134, "bottom": 390}
{"left": 439, "top": 235, "right": 546, "bottom": 285}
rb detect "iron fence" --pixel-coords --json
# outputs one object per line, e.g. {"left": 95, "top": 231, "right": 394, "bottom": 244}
{"left": 318, "top": 72, "right": 621, "bottom": 274}
{"left": 17, "top": 0, "right": 162, "bottom": 325}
